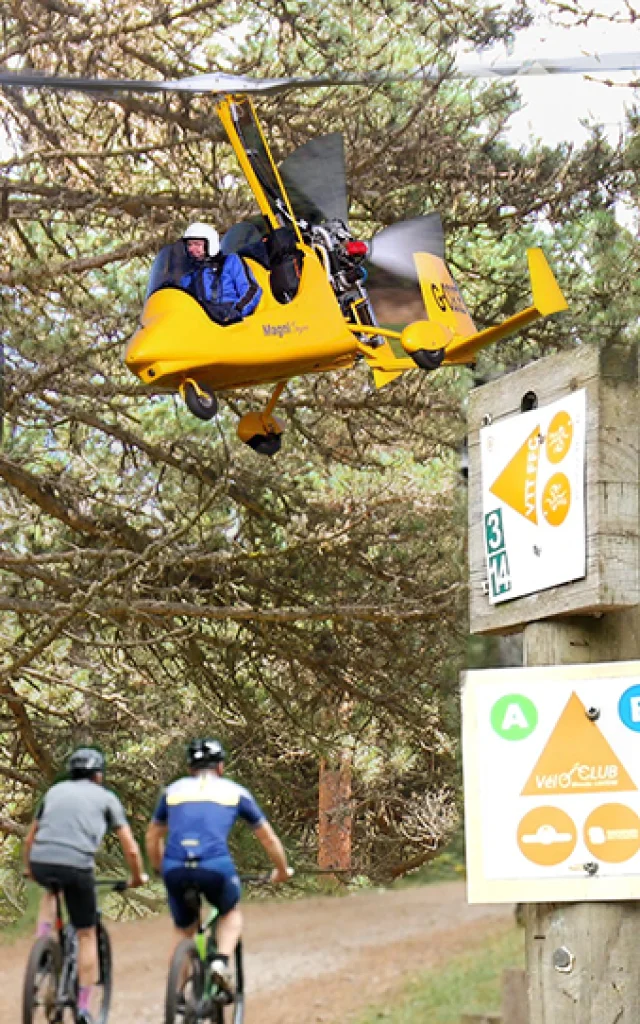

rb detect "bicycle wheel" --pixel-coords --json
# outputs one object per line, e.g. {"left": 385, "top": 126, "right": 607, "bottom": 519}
{"left": 208, "top": 943, "right": 243, "bottom": 1024}
{"left": 165, "top": 939, "right": 204, "bottom": 1024}
{"left": 91, "top": 923, "right": 113, "bottom": 1024}
{"left": 229, "top": 941, "right": 244, "bottom": 1024}
{"left": 22, "top": 935, "right": 62, "bottom": 1024}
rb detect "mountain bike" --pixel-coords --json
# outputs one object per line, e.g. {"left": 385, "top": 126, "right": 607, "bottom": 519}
{"left": 22, "top": 878, "right": 128, "bottom": 1024}
{"left": 164, "top": 874, "right": 273, "bottom": 1024}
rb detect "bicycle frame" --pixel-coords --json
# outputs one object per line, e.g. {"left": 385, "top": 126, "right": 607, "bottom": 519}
{"left": 23, "top": 877, "right": 126, "bottom": 1024}
{"left": 193, "top": 902, "right": 245, "bottom": 1024}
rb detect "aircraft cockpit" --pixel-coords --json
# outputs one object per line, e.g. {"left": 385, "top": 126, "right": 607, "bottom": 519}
{"left": 144, "top": 241, "right": 191, "bottom": 302}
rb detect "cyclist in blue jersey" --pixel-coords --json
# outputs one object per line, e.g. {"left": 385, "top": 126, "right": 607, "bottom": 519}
{"left": 145, "top": 738, "right": 291, "bottom": 993}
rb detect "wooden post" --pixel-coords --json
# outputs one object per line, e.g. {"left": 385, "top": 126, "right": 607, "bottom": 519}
{"left": 466, "top": 345, "right": 640, "bottom": 1023}
{"left": 523, "top": 615, "right": 640, "bottom": 1023}
{"left": 469, "top": 346, "right": 639, "bottom": 635}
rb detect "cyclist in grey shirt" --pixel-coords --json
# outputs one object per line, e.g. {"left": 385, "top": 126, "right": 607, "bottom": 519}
{"left": 23, "top": 748, "right": 146, "bottom": 1024}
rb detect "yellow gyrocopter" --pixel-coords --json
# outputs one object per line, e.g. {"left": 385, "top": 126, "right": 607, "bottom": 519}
{"left": 5, "top": 59, "right": 628, "bottom": 453}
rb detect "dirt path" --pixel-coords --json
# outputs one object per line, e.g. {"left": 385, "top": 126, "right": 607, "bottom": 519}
{"left": 0, "top": 881, "right": 513, "bottom": 1024}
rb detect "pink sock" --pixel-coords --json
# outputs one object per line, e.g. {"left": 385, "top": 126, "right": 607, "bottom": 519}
{"left": 36, "top": 922, "right": 52, "bottom": 938}
{"left": 78, "top": 987, "right": 92, "bottom": 1011}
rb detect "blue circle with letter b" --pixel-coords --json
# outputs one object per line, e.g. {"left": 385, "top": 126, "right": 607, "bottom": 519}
{"left": 618, "top": 684, "right": 640, "bottom": 732}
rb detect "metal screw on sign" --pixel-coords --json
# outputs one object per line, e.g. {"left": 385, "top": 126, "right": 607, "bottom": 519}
{"left": 585, "top": 706, "right": 600, "bottom": 721}
{"left": 481, "top": 413, "right": 492, "bottom": 427}
{"left": 584, "top": 861, "right": 599, "bottom": 876}
{"left": 521, "top": 390, "right": 538, "bottom": 412}
{"left": 553, "top": 946, "right": 575, "bottom": 974}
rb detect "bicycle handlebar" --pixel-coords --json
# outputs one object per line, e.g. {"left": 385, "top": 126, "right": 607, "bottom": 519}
{"left": 94, "top": 878, "right": 129, "bottom": 892}
{"left": 240, "top": 867, "right": 295, "bottom": 884}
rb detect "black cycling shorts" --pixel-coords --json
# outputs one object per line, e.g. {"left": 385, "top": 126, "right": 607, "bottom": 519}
{"left": 30, "top": 862, "right": 97, "bottom": 929}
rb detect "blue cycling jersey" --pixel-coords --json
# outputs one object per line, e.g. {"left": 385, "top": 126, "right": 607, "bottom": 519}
{"left": 152, "top": 774, "right": 265, "bottom": 863}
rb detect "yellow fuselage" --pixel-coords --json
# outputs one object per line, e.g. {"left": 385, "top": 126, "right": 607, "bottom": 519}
{"left": 124, "top": 245, "right": 358, "bottom": 392}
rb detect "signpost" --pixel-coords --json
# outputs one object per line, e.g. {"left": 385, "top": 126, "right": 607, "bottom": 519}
{"left": 481, "top": 390, "right": 586, "bottom": 603}
{"left": 464, "top": 661, "right": 640, "bottom": 904}
{"left": 468, "top": 346, "right": 638, "bottom": 635}
{"left": 466, "top": 344, "right": 640, "bottom": 1023}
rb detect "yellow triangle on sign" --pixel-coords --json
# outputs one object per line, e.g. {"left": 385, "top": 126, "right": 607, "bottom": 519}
{"left": 490, "top": 424, "right": 541, "bottom": 524}
{"left": 522, "top": 692, "right": 637, "bottom": 796}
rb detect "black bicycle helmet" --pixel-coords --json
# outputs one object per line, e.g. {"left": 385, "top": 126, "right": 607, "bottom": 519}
{"left": 187, "top": 738, "right": 226, "bottom": 769}
{"left": 68, "top": 747, "right": 106, "bottom": 779}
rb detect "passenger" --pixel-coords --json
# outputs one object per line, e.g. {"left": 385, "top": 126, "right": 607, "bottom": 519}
{"left": 181, "top": 222, "right": 262, "bottom": 322}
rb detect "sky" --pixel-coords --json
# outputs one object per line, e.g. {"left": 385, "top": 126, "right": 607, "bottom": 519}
{"left": 466, "top": 1, "right": 640, "bottom": 148}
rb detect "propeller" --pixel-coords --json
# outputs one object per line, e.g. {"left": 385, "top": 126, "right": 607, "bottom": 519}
{"left": 276, "top": 132, "right": 443, "bottom": 280}
{"left": 0, "top": 52, "right": 639, "bottom": 97}
{"left": 369, "top": 213, "right": 445, "bottom": 280}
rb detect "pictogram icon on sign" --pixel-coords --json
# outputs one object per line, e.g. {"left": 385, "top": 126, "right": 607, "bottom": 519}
{"left": 490, "top": 693, "right": 538, "bottom": 740}
{"left": 584, "top": 804, "right": 640, "bottom": 863}
{"left": 545, "top": 410, "right": 573, "bottom": 464}
{"left": 517, "top": 806, "right": 577, "bottom": 866}
{"left": 618, "top": 684, "right": 640, "bottom": 733}
{"left": 542, "top": 472, "right": 571, "bottom": 527}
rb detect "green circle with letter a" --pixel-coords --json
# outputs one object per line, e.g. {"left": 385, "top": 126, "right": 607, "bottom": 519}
{"left": 490, "top": 694, "right": 538, "bottom": 740}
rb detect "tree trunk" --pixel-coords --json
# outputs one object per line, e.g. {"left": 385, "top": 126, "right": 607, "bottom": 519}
{"left": 318, "top": 748, "right": 352, "bottom": 874}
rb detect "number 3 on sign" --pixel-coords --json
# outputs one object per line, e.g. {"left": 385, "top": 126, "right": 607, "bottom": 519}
{"left": 485, "top": 510, "right": 504, "bottom": 553}
{"left": 484, "top": 509, "right": 512, "bottom": 599}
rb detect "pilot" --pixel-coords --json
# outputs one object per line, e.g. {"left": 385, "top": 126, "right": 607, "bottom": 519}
{"left": 180, "top": 222, "right": 262, "bottom": 322}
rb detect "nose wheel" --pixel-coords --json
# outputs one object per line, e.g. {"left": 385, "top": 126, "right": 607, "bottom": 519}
{"left": 410, "top": 347, "right": 445, "bottom": 371}
{"left": 180, "top": 379, "right": 218, "bottom": 421}
{"left": 246, "top": 433, "right": 282, "bottom": 457}
{"left": 237, "top": 382, "right": 286, "bottom": 457}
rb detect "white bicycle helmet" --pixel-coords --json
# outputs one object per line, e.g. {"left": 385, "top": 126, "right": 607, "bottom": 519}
{"left": 183, "top": 222, "right": 220, "bottom": 257}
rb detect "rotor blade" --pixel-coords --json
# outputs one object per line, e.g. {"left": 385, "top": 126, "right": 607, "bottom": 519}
{"left": 279, "top": 133, "right": 349, "bottom": 225}
{"left": 369, "top": 213, "right": 445, "bottom": 281}
{"left": 0, "top": 52, "right": 638, "bottom": 97}
{"left": 451, "top": 51, "right": 640, "bottom": 78}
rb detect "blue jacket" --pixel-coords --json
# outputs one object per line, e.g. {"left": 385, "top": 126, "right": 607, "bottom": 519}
{"left": 180, "top": 253, "right": 262, "bottom": 318}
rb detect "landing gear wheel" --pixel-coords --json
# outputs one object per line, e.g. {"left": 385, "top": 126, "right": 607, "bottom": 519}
{"left": 411, "top": 348, "right": 445, "bottom": 371}
{"left": 184, "top": 382, "right": 218, "bottom": 421}
{"left": 246, "top": 433, "right": 282, "bottom": 457}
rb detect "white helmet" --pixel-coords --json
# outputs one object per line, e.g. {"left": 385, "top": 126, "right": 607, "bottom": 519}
{"left": 183, "top": 222, "right": 220, "bottom": 257}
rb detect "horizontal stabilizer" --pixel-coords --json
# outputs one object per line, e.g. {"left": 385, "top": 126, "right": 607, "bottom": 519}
{"left": 443, "top": 247, "right": 568, "bottom": 365}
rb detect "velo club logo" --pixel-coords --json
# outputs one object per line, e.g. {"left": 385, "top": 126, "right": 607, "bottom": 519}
{"left": 489, "top": 408, "right": 574, "bottom": 528}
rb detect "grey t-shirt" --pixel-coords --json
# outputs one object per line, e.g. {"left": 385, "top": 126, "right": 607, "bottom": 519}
{"left": 30, "top": 779, "right": 128, "bottom": 871}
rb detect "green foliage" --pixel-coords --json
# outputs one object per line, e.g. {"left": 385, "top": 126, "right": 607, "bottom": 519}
{"left": 0, "top": 0, "right": 638, "bottom": 919}
{"left": 354, "top": 925, "right": 524, "bottom": 1023}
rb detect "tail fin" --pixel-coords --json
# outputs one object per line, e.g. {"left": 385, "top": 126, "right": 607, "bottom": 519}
{"left": 414, "top": 247, "right": 568, "bottom": 366}
{"left": 528, "top": 248, "right": 569, "bottom": 317}
{"left": 414, "top": 252, "right": 477, "bottom": 338}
